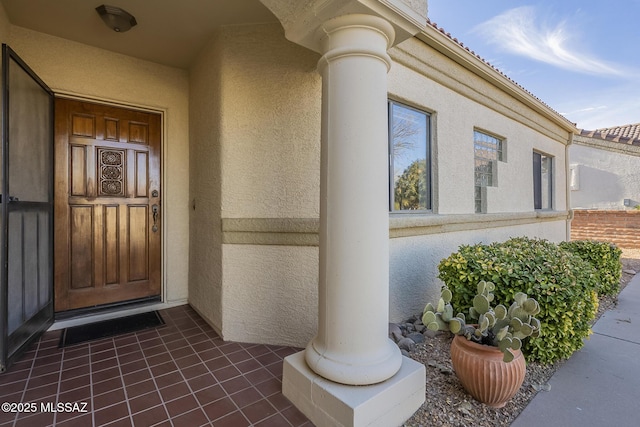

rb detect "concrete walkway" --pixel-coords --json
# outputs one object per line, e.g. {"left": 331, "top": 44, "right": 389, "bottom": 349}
{"left": 512, "top": 272, "right": 640, "bottom": 427}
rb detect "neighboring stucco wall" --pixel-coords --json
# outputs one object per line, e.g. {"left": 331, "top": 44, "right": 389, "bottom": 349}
{"left": 569, "top": 136, "right": 640, "bottom": 209}
{"left": 8, "top": 26, "right": 190, "bottom": 304}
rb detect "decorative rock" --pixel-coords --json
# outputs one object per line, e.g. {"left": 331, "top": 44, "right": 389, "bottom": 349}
{"left": 407, "top": 332, "right": 425, "bottom": 344}
{"left": 623, "top": 269, "right": 637, "bottom": 275}
{"left": 422, "top": 328, "right": 439, "bottom": 338}
{"left": 397, "top": 337, "right": 416, "bottom": 352}
{"left": 391, "top": 331, "right": 404, "bottom": 343}
{"left": 388, "top": 322, "right": 402, "bottom": 337}
{"left": 401, "top": 349, "right": 411, "bottom": 357}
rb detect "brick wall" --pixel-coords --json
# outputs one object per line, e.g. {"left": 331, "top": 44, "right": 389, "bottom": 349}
{"left": 571, "top": 210, "right": 640, "bottom": 249}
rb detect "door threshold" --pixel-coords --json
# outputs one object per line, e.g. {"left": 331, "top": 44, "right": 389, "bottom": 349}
{"left": 50, "top": 297, "right": 183, "bottom": 332}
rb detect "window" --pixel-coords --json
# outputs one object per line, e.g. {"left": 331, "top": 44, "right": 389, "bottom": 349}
{"left": 388, "top": 101, "right": 431, "bottom": 212}
{"left": 533, "top": 152, "right": 552, "bottom": 210}
{"left": 474, "top": 130, "right": 503, "bottom": 213}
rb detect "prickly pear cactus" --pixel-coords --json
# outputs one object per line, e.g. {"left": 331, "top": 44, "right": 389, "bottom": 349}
{"left": 423, "top": 281, "right": 541, "bottom": 363}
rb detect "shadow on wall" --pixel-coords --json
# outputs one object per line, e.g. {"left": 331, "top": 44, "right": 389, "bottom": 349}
{"left": 571, "top": 165, "right": 625, "bottom": 209}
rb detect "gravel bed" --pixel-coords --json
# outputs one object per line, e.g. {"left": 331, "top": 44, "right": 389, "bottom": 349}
{"left": 401, "top": 249, "right": 640, "bottom": 427}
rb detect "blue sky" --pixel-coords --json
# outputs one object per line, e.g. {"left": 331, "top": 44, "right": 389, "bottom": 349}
{"left": 427, "top": 1, "right": 640, "bottom": 130}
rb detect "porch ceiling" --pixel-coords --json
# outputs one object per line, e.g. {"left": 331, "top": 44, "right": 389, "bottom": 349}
{"left": 1, "top": 0, "right": 278, "bottom": 69}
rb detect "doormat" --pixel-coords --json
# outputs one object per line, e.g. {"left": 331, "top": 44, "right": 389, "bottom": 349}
{"left": 58, "top": 311, "right": 164, "bottom": 348}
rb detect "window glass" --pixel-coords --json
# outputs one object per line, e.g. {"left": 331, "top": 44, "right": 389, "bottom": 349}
{"left": 474, "top": 131, "right": 503, "bottom": 213}
{"left": 533, "top": 152, "right": 553, "bottom": 209}
{"left": 389, "top": 102, "right": 431, "bottom": 211}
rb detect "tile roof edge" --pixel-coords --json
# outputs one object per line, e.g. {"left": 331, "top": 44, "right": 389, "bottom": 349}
{"left": 579, "top": 128, "right": 640, "bottom": 146}
{"left": 422, "top": 19, "right": 577, "bottom": 131}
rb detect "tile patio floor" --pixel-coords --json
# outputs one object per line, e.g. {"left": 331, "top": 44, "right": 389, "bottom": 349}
{"left": 0, "top": 305, "right": 312, "bottom": 426}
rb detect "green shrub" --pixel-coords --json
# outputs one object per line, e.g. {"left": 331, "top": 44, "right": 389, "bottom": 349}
{"left": 559, "top": 240, "right": 622, "bottom": 296}
{"left": 438, "top": 237, "right": 599, "bottom": 365}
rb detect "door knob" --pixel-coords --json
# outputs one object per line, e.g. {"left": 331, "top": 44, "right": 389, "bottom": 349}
{"left": 152, "top": 204, "right": 159, "bottom": 232}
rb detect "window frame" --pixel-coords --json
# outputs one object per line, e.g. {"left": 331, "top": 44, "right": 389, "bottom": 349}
{"left": 473, "top": 129, "right": 505, "bottom": 213}
{"left": 388, "top": 100, "right": 432, "bottom": 213}
{"left": 533, "top": 151, "right": 553, "bottom": 210}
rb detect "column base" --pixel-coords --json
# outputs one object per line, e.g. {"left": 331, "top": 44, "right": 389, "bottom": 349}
{"left": 283, "top": 351, "right": 426, "bottom": 427}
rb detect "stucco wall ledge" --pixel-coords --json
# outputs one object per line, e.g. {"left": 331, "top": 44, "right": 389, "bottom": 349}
{"left": 389, "top": 211, "right": 569, "bottom": 238}
{"left": 222, "top": 218, "right": 319, "bottom": 246}
{"left": 221, "top": 212, "right": 569, "bottom": 245}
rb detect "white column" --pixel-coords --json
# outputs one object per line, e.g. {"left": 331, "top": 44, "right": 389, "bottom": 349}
{"left": 303, "top": 14, "right": 401, "bottom": 386}
{"left": 280, "top": 9, "right": 426, "bottom": 426}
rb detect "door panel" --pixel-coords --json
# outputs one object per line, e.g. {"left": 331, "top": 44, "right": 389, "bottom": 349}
{"left": 1, "top": 45, "right": 54, "bottom": 371}
{"left": 55, "top": 99, "right": 161, "bottom": 312}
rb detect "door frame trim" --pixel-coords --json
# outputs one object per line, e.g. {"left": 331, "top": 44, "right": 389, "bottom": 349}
{"left": 53, "top": 92, "right": 167, "bottom": 312}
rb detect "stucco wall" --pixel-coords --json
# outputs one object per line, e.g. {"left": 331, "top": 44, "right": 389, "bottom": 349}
{"left": 219, "top": 24, "right": 320, "bottom": 345}
{"left": 389, "top": 218, "right": 568, "bottom": 321}
{"left": 388, "top": 37, "right": 570, "bottom": 215}
{"left": 188, "top": 31, "right": 224, "bottom": 331}
{"left": 222, "top": 245, "right": 318, "bottom": 346}
{"left": 7, "top": 26, "right": 190, "bottom": 304}
{"left": 189, "top": 23, "right": 322, "bottom": 345}
{"left": 204, "top": 25, "right": 572, "bottom": 347}
{"left": 381, "top": 37, "right": 571, "bottom": 326}
{"left": 0, "top": 3, "right": 9, "bottom": 42}
{"left": 219, "top": 24, "right": 321, "bottom": 219}
{"left": 0, "top": 3, "right": 8, "bottom": 150}
{"left": 569, "top": 138, "right": 640, "bottom": 209}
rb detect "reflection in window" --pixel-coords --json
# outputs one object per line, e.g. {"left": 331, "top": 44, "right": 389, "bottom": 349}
{"left": 388, "top": 102, "right": 431, "bottom": 212}
{"left": 533, "top": 152, "right": 553, "bottom": 210}
{"left": 474, "top": 130, "right": 503, "bottom": 213}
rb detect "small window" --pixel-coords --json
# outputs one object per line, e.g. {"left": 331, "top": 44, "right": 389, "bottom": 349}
{"left": 533, "top": 152, "right": 553, "bottom": 210}
{"left": 388, "top": 101, "right": 431, "bottom": 212}
{"left": 474, "top": 130, "right": 503, "bottom": 213}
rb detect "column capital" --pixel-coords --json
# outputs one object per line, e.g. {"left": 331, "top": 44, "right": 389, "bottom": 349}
{"left": 259, "top": 0, "right": 427, "bottom": 53}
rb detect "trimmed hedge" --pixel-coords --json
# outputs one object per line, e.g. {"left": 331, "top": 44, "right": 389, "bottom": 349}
{"left": 438, "top": 237, "right": 599, "bottom": 364}
{"left": 559, "top": 240, "right": 622, "bottom": 296}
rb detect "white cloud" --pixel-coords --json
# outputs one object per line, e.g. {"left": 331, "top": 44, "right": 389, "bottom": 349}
{"left": 474, "top": 6, "right": 625, "bottom": 76}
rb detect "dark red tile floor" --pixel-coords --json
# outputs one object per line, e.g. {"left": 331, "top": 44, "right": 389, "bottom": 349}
{"left": 0, "top": 305, "right": 312, "bottom": 426}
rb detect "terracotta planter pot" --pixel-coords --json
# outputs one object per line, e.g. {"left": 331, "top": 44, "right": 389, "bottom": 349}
{"left": 450, "top": 334, "right": 526, "bottom": 408}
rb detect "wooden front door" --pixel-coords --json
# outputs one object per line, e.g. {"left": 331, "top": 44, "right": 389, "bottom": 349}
{"left": 54, "top": 99, "right": 161, "bottom": 312}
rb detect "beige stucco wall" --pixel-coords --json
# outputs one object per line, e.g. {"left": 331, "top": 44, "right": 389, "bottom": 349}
{"left": 3, "top": 16, "right": 573, "bottom": 347}
{"left": 219, "top": 25, "right": 320, "bottom": 346}
{"left": 389, "top": 218, "right": 567, "bottom": 321}
{"left": 7, "top": 26, "right": 190, "bottom": 305}
{"left": 188, "top": 31, "right": 224, "bottom": 331}
{"left": 388, "top": 37, "right": 570, "bottom": 215}
{"left": 383, "top": 37, "right": 571, "bottom": 324}
{"left": 0, "top": 3, "right": 8, "bottom": 145}
{"left": 189, "top": 23, "right": 321, "bottom": 345}
{"left": 194, "top": 25, "right": 573, "bottom": 347}
{"left": 0, "top": 3, "right": 9, "bottom": 42}
{"left": 219, "top": 24, "right": 321, "bottom": 218}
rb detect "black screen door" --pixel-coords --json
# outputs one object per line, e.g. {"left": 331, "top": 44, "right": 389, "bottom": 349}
{"left": 0, "top": 45, "right": 54, "bottom": 371}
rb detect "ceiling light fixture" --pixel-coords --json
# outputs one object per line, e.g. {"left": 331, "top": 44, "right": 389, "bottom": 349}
{"left": 96, "top": 4, "right": 137, "bottom": 33}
